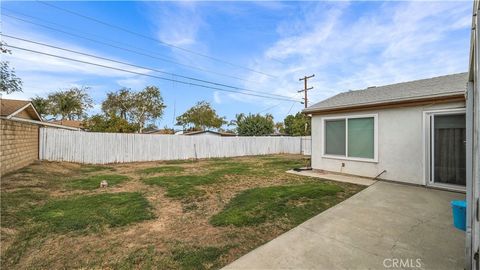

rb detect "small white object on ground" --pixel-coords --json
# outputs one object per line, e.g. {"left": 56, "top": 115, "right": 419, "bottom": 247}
{"left": 100, "top": 180, "right": 108, "bottom": 188}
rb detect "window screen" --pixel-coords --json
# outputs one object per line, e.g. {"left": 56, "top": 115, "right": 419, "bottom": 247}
{"left": 347, "top": 117, "right": 374, "bottom": 159}
{"left": 325, "top": 119, "right": 346, "bottom": 156}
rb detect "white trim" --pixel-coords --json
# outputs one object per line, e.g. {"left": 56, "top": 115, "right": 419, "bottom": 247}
{"left": 321, "top": 113, "right": 378, "bottom": 163}
{"left": 423, "top": 108, "right": 467, "bottom": 189}
{"left": 6, "top": 103, "right": 42, "bottom": 121}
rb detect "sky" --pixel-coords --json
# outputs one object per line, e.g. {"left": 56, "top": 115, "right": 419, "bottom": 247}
{"left": 0, "top": 1, "right": 473, "bottom": 129}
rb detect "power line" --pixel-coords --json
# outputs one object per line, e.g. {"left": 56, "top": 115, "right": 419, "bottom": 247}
{"left": 36, "top": 0, "right": 277, "bottom": 78}
{"left": 257, "top": 101, "right": 287, "bottom": 114}
{"left": 2, "top": 34, "right": 297, "bottom": 101}
{"left": 5, "top": 44, "right": 300, "bottom": 102}
{"left": 2, "top": 12, "right": 251, "bottom": 83}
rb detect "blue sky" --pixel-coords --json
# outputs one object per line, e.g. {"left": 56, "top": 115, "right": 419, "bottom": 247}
{"left": 1, "top": 1, "right": 473, "bottom": 129}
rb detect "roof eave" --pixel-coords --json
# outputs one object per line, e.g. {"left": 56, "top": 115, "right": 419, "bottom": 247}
{"left": 303, "top": 92, "right": 465, "bottom": 115}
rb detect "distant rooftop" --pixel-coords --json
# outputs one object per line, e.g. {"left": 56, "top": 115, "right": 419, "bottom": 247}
{"left": 304, "top": 72, "right": 468, "bottom": 113}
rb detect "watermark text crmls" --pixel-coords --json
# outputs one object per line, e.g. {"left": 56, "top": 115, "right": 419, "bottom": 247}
{"left": 383, "top": 258, "right": 423, "bottom": 269}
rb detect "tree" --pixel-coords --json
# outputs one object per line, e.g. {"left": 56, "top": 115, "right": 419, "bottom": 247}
{"left": 129, "top": 86, "right": 166, "bottom": 133}
{"left": 0, "top": 42, "right": 22, "bottom": 94}
{"left": 284, "top": 112, "right": 311, "bottom": 136}
{"left": 101, "top": 88, "right": 132, "bottom": 120}
{"left": 83, "top": 114, "right": 139, "bottom": 133}
{"left": 275, "top": 122, "right": 285, "bottom": 134}
{"left": 234, "top": 113, "right": 274, "bottom": 136}
{"left": 176, "top": 101, "right": 226, "bottom": 131}
{"left": 31, "top": 96, "right": 50, "bottom": 118}
{"left": 48, "top": 87, "right": 93, "bottom": 120}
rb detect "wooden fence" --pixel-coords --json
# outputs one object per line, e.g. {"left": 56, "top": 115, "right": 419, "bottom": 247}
{"left": 39, "top": 128, "right": 311, "bottom": 164}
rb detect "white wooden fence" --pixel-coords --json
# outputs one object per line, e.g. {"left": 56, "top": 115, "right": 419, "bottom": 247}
{"left": 39, "top": 128, "right": 311, "bottom": 164}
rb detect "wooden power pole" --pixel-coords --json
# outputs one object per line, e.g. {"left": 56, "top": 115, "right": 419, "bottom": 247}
{"left": 298, "top": 74, "right": 315, "bottom": 108}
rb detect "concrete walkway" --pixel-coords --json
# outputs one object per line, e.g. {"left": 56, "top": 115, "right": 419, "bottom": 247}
{"left": 224, "top": 182, "right": 465, "bottom": 270}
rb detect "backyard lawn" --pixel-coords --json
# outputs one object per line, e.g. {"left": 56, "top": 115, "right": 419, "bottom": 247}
{"left": 0, "top": 155, "right": 364, "bottom": 269}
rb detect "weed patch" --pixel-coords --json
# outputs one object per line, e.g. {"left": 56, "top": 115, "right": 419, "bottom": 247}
{"left": 0, "top": 189, "right": 48, "bottom": 228}
{"left": 66, "top": 174, "right": 129, "bottom": 190}
{"left": 172, "top": 245, "right": 231, "bottom": 270}
{"left": 210, "top": 183, "right": 342, "bottom": 227}
{"left": 139, "top": 166, "right": 185, "bottom": 175}
{"left": 28, "top": 192, "right": 153, "bottom": 233}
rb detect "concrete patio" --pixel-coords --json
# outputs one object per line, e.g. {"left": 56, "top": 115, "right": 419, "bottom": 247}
{"left": 224, "top": 181, "right": 466, "bottom": 270}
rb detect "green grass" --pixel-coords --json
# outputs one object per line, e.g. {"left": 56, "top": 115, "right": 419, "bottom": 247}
{"left": 138, "top": 166, "right": 185, "bottom": 175}
{"left": 78, "top": 165, "right": 115, "bottom": 173}
{"left": 210, "top": 183, "right": 343, "bottom": 227}
{"left": 0, "top": 189, "right": 48, "bottom": 228}
{"left": 143, "top": 162, "right": 255, "bottom": 199}
{"left": 172, "top": 246, "right": 231, "bottom": 270}
{"left": 27, "top": 192, "right": 154, "bottom": 233}
{"left": 66, "top": 174, "right": 129, "bottom": 190}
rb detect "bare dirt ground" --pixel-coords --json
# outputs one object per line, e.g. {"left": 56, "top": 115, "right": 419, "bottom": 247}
{"left": 0, "top": 155, "right": 364, "bottom": 269}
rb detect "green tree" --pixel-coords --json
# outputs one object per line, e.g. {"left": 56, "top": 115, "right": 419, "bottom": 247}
{"left": 101, "top": 88, "right": 132, "bottom": 120}
{"left": 275, "top": 122, "right": 285, "bottom": 134}
{"left": 0, "top": 42, "right": 22, "bottom": 94}
{"left": 48, "top": 87, "right": 93, "bottom": 120}
{"left": 234, "top": 113, "right": 274, "bottom": 136}
{"left": 83, "top": 114, "right": 139, "bottom": 133}
{"left": 129, "top": 86, "right": 166, "bottom": 133}
{"left": 283, "top": 112, "right": 311, "bottom": 136}
{"left": 31, "top": 96, "right": 50, "bottom": 118}
{"left": 176, "top": 101, "right": 226, "bottom": 131}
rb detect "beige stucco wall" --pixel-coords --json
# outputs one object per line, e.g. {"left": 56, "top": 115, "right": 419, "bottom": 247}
{"left": 311, "top": 101, "right": 465, "bottom": 185}
{"left": 0, "top": 119, "right": 39, "bottom": 176}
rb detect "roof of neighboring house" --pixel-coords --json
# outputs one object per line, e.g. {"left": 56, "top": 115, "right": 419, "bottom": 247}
{"left": 0, "top": 98, "right": 42, "bottom": 121}
{"left": 304, "top": 72, "right": 468, "bottom": 114}
{"left": 183, "top": 130, "right": 236, "bottom": 136}
{"left": 144, "top": 129, "right": 175, "bottom": 134}
{"left": 50, "top": 120, "right": 84, "bottom": 129}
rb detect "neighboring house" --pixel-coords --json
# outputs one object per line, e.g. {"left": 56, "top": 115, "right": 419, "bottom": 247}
{"left": 183, "top": 130, "right": 236, "bottom": 137}
{"left": 0, "top": 99, "right": 43, "bottom": 176}
{"left": 304, "top": 73, "right": 468, "bottom": 191}
{"left": 50, "top": 119, "right": 85, "bottom": 130}
{"left": 0, "top": 98, "right": 42, "bottom": 121}
{"left": 144, "top": 129, "right": 175, "bottom": 135}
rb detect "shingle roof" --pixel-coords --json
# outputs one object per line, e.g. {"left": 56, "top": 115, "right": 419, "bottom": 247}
{"left": 0, "top": 99, "right": 30, "bottom": 117}
{"left": 50, "top": 120, "right": 84, "bottom": 129}
{"left": 304, "top": 72, "right": 468, "bottom": 113}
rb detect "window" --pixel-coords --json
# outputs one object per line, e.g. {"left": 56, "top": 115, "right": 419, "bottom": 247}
{"left": 323, "top": 115, "right": 376, "bottom": 160}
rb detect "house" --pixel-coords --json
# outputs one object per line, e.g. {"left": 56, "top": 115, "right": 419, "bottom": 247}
{"left": 50, "top": 119, "right": 85, "bottom": 130}
{"left": 144, "top": 129, "right": 175, "bottom": 135}
{"left": 304, "top": 73, "right": 468, "bottom": 191}
{"left": 183, "top": 130, "right": 236, "bottom": 137}
{"left": 0, "top": 98, "right": 42, "bottom": 121}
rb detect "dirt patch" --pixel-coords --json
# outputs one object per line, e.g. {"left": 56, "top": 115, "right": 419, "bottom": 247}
{"left": 1, "top": 155, "right": 364, "bottom": 269}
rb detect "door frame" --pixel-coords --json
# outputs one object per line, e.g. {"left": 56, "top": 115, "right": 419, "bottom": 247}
{"left": 424, "top": 108, "right": 467, "bottom": 191}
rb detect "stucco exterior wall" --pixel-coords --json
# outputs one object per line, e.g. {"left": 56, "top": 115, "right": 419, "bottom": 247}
{"left": 0, "top": 119, "right": 39, "bottom": 176}
{"left": 311, "top": 101, "right": 465, "bottom": 185}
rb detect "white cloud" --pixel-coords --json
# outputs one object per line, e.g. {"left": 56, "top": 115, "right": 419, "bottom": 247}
{"left": 213, "top": 91, "right": 222, "bottom": 104}
{"left": 226, "top": 1, "right": 471, "bottom": 114}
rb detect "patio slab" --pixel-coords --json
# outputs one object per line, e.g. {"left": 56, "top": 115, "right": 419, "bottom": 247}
{"left": 223, "top": 181, "right": 465, "bottom": 270}
{"left": 286, "top": 169, "right": 377, "bottom": 186}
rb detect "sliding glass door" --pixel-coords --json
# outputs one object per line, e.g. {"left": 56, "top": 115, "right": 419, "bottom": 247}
{"left": 431, "top": 113, "right": 466, "bottom": 187}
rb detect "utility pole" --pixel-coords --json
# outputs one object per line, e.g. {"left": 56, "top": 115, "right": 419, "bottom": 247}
{"left": 298, "top": 74, "right": 315, "bottom": 108}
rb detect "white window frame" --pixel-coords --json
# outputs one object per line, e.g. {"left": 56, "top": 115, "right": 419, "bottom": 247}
{"left": 423, "top": 108, "right": 466, "bottom": 190}
{"left": 321, "top": 113, "right": 378, "bottom": 163}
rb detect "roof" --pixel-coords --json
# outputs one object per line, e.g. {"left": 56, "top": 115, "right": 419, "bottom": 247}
{"left": 50, "top": 120, "right": 84, "bottom": 129}
{"left": 183, "top": 130, "right": 236, "bottom": 136}
{"left": 304, "top": 73, "right": 468, "bottom": 113}
{"left": 0, "top": 98, "right": 42, "bottom": 121}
